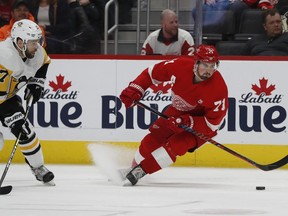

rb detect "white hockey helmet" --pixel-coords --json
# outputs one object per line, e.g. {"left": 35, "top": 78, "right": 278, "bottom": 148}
{"left": 11, "top": 19, "right": 43, "bottom": 48}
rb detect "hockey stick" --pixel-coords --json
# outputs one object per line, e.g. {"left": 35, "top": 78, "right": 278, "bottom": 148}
{"left": 0, "top": 96, "right": 33, "bottom": 195}
{"left": 46, "top": 32, "right": 84, "bottom": 45}
{"left": 135, "top": 101, "right": 288, "bottom": 171}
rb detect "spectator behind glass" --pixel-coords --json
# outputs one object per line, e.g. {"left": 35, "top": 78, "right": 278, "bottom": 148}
{"left": 241, "top": 8, "right": 288, "bottom": 56}
{"left": 0, "top": 0, "right": 46, "bottom": 47}
{"left": 29, "top": 0, "right": 71, "bottom": 54}
{"left": 68, "top": 0, "right": 102, "bottom": 54}
{"left": 141, "top": 9, "right": 195, "bottom": 56}
{"left": 228, "top": 0, "right": 278, "bottom": 31}
{"left": 192, "top": 0, "right": 230, "bottom": 26}
{"left": 117, "top": 0, "right": 133, "bottom": 24}
{"left": 0, "top": 0, "right": 14, "bottom": 27}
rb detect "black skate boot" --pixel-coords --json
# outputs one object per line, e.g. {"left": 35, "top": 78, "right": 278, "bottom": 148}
{"left": 31, "top": 165, "right": 55, "bottom": 183}
{"left": 25, "top": 158, "right": 55, "bottom": 184}
{"left": 125, "top": 164, "right": 146, "bottom": 186}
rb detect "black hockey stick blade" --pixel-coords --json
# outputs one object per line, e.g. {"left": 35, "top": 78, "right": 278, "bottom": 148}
{"left": 256, "top": 155, "right": 288, "bottom": 171}
{"left": 135, "top": 101, "right": 288, "bottom": 171}
{"left": 0, "top": 185, "right": 12, "bottom": 195}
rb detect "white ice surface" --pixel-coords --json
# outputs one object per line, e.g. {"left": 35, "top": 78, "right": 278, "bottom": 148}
{"left": 0, "top": 163, "right": 287, "bottom": 216}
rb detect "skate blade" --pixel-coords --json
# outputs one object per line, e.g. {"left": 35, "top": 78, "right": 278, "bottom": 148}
{"left": 118, "top": 168, "right": 130, "bottom": 180}
{"left": 118, "top": 168, "right": 134, "bottom": 186}
{"left": 106, "top": 168, "right": 130, "bottom": 185}
{"left": 44, "top": 180, "right": 56, "bottom": 186}
{"left": 122, "top": 179, "right": 133, "bottom": 186}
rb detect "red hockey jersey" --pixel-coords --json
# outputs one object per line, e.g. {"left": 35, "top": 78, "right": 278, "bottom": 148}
{"left": 132, "top": 57, "right": 228, "bottom": 136}
{"left": 141, "top": 29, "right": 195, "bottom": 56}
{"left": 243, "top": 0, "right": 278, "bottom": 8}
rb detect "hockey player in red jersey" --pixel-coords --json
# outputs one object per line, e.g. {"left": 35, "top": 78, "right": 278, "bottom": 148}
{"left": 120, "top": 44, "right": 228, "bottom": 185}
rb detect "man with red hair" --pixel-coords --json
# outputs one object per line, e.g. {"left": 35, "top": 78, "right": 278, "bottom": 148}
{"left": 120, "top": 44, "right": 228, "bottom": 185}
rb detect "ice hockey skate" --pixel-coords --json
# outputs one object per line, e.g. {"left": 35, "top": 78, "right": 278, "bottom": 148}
{"left": 123, "top": 164, "right": 146, "bottom": 186}
{"left": 25, "top": 158, "right": 55, "bottom": 186}
{"left": 31, "top": 165, "right": 55, "bottom": 186}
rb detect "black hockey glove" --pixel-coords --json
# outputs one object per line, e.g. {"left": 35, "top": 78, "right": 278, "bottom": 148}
{"left": 24, "top": 77, "right": 45, "bottom": 104}
{"left": 10, "top": 119, "right": 31, "bottom": 140}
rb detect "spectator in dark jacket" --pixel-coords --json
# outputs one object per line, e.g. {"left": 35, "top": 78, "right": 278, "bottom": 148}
{"left": 29, "top": 0, "right": 71, "bottom": 54}
{"left": 68, "top": 0, "right": 102, "bottom": 54}
{"left": 241, "top": 8, "right": 288, "bottom": 56}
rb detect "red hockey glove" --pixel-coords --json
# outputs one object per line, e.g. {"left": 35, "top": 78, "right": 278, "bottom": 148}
{"left": 120, "top": 83, "right": 145, "bottom": 108}
{"left": 167, "top": 114, "right": 194, "bottom": 133}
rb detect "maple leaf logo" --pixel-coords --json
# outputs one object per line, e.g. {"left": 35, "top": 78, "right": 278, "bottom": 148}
{"left": 49, "top": 74, "right": 72, "bottom": 92}
{"left": 150, "top": 83, "right": 171, "bottom": 94}
{"left": 251, "top": 77, "right": 275, "bottom": 96}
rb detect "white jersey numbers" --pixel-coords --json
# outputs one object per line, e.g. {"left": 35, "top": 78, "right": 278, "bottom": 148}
{"left": 188, "top": 46, "right": 195, "bottom": 56}
{"left": 214, "top": 98, "right": 226, "bottom": 112}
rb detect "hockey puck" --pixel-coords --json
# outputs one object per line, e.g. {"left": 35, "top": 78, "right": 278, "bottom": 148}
{"left": 256, "top": 186, "right": 265, "bottom": 190}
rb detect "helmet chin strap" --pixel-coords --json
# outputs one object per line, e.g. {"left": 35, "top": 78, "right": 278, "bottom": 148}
{"left": 20, "top": 48, "right": 27, "bottom": 58}
{"left": 15, "top": 41, "right": 27, "bottom": 58}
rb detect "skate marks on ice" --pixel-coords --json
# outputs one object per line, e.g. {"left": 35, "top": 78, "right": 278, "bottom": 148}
{"left": 184, "top": 208, "right": 266, "bottom": 215}
{"left": 88, "top": 143, "right": 135, "bottom": 185}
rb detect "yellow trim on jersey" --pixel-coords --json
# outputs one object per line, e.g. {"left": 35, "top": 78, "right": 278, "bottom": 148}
{"left": 0, "top": 64, "right": 22, "bottom": 104}
{"left": 0, "top": 64, "right": 12, "bottom": 93}
{"left": 42, "top": 47, "right": 51, "bottom": 65}
{"left": 19, "top": 138, "right": 39, "bottom": 151}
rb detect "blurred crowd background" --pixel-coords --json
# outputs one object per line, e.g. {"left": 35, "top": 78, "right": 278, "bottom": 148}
{"left": 0, "top": 0, "right": 287, "bottom": 55}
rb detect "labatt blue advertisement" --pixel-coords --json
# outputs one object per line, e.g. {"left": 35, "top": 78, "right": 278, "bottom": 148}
{"left": 1, "top": 58, "right": 287, "bottom": 167}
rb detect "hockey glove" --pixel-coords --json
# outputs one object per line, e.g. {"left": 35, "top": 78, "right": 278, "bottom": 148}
{"left": 167, "top": 114, "right": 194, "bottom": 133}
{"left": 24, "top": 77, "right": 45, "bottom": 104}
{"left": 120, "top": 83, "right": 145, "bottom": 108}
{"left": 10, "top": 119, "right": 31, "bottom": 140}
